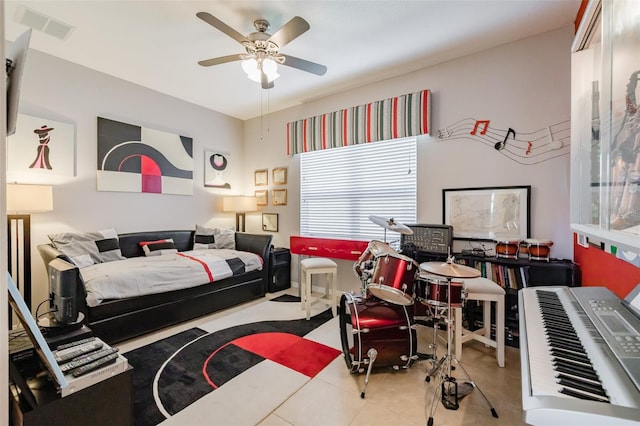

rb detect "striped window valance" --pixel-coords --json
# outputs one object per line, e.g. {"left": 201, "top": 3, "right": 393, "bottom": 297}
{"left": 286, "top": 89, "right": 430, "bottom": 155}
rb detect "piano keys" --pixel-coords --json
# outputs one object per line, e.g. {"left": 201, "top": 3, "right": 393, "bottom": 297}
{"left": 519, "top": 286, "right": 640, "bottom": 425}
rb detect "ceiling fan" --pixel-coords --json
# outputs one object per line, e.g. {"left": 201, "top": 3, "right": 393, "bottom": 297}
{"left": 196, "top": 12, "right": 327, "bottom": 89}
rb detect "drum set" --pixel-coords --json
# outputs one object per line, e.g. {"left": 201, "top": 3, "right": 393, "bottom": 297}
{"left": 339, "top": 216, "right": 498, "bottom": 424}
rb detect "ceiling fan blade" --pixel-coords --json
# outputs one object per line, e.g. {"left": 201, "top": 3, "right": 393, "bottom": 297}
{"left": 281, "top": 54, "right": 327, "bottom": 76}
{"left": 268, "top": 16, "right": 310, "bottom": 48}
{"left": 196, "top": 12, "right": 249, "bottom": 45}
{"left": 198, "top": 54, "right": 244, "bottom": 67}
{"left": 261, "top": 71, "right": 274, "bottom": 89}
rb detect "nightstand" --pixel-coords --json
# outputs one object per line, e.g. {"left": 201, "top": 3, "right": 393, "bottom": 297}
{"left": 269, "top": 247, "right": 291, "bottom": 293}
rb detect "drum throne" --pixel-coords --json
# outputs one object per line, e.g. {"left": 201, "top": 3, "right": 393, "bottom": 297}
{"left": 300, "top": 257, "right": 338, "bottom": 320}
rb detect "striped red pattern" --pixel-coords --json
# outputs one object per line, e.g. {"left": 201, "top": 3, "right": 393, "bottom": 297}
{"left": 286, "top": 89, "right": 430, "bottom": 155}
{"left": 177, "top": 253, "right": 214, "bottom": 282}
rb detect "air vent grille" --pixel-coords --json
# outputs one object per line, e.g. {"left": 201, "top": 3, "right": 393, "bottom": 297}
{"left": 14, "top": 5, "right": 74, "bottom": 40}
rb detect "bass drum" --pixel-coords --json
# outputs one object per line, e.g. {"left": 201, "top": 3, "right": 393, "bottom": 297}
{"left": 339, "top": 292, "right": 416, "bottom": 373}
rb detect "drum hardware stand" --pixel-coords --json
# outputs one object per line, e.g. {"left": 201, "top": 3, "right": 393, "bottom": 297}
{"left": 360, "top": 348, "right": 377, "bottom": 398}
{"left": 420, "top": 258, "right": 498, "bottom": 426}
{"left": 423, "top": 307, "right": 451, "bottom": 382}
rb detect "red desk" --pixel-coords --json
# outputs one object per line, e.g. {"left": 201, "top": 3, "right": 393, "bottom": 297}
{"left": 290, "top": 236, "right": 369, "bottom": 261}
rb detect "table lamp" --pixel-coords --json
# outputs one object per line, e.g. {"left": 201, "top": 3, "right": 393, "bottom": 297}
{"left": 222, "top": 196, "right": 258, "bottom": 232}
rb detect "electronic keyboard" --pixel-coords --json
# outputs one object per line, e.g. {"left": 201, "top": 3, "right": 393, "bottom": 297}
{"left": 519, "top": 286, "right": 640, "bottom": 425}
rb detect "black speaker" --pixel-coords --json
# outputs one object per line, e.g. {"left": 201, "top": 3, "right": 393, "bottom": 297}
{"left": 48, "top": 258, "right": 79, "bottom": 324}
{"left": 269, "top": 248, "right": 291, "bottom": 293}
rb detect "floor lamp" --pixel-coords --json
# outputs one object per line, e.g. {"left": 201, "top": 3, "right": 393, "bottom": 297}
{"left": 7, "top": 183, "right": 53, "bottom": 327}
{"left": 222, "top": 196, "right": 258, "bottom": 232}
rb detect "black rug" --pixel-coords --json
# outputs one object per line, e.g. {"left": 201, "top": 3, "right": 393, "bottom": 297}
{"left": 270, "top": 294, "right": 301, "bottom": 302}
{"left": 124, "top": 299, "right": 336, "bottom": 426}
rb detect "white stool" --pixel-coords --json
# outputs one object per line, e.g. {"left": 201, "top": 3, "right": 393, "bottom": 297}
{"left": 454, "top": 277, "right": 505, "bottom": 367}
{"left": 300, "top": 257, "right": 338, "bottom": 320}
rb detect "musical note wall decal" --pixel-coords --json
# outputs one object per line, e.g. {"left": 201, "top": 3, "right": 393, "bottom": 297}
{"left": 547, "top": 126, "right": 563, "bottom": 150}
{"left": 470, "top": 120, "right": 490, "bottom": 135}
{"left": 437, "top": 128, "right": 452, "bottom": 139}
{"left": 495, "top": 127, "right": 515, "bottom": 151}
{"left": 435, "top": 117, "right": 570, "bottom": 165}
{"left": 525, "top": 141, "right": 533, "bottom": 155}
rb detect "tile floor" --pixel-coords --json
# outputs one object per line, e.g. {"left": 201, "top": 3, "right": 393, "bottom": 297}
{"left": 118, "top": 288, "right": 526, "bottom": 426}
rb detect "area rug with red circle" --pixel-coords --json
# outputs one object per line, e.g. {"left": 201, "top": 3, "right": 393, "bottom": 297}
{"left": 124, "top": 296, "right": 340, "bottom": 426}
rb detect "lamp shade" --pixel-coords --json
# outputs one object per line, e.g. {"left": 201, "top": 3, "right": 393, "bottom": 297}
{"left": 6, "top": 183, "right": 53, "bottom": 212}
{"left": 222, "top": 196, "right": 257, "bottom": 213}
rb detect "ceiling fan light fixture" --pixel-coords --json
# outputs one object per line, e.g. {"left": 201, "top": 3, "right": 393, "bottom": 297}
{"left": 241, "top": 57, "right": 280, "bottom": 84}
{"left": 241, "top": 57, "right": 259, "bottom": 75}
{"left": 197, "top": 13, "right": 325, "bottom": 86}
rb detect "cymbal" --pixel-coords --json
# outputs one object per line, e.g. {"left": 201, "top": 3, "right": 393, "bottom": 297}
{"left": 419, "top": 261, "right": 481, "bottom": 278}
{"left": 368, "top": 215, "right": 413, "bottom": 235}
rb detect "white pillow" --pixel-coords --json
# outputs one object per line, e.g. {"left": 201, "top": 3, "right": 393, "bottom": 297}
{"left": 214, "top": 228, "right": 235, "bottom": 249}
{"left": 49, "top": 228, "right": 125, "bottom": 267}
{"left": 193, "top": 225, "right": 216, "bottom": 249}
{"left": 193, "top": 225, "right": 235, "bottom": 250}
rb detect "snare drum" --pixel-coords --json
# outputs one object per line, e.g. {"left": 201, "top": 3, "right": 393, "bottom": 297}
{"left": 339, "top": 292, "right": 416, "bottom": 372}
{"left": 353, "top": 240, "right": 395, "bottom": 278}
{"left": 524, "top": 239, "right": 553, "bottom": 261}
{"left": 495, "top": 238, "right": 521, "bottom": 260}
{"left": 416, "top": 273, "right": 465, "bottom": 308}
{"left": 368, "top": 252, "right": 419, "bottom": 306}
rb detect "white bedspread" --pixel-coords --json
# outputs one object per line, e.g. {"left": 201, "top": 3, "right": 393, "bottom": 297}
{"left": 80, "top": 249, "right": 263, "bottom": 307}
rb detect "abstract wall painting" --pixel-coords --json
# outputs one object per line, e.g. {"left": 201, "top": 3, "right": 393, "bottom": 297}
{"left": 204, "top": 150, "right": 231, "bottom": 189}
{"left": 7, "top": 113, "right": 76, "bottom": 181}
{"left": 97, "top": 117, "right": 193, "bottom": 195}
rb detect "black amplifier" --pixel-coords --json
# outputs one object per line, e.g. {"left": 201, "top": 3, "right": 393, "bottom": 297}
{"left": 400, "top": 224, "right": 453, "bottom": 257}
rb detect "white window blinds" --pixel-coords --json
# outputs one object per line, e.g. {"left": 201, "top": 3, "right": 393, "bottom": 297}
{"left": 300, "top": 137, "right": 417, "bottom": 242}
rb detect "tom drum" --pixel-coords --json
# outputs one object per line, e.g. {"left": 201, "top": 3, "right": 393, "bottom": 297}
{"left": 367, "top": 252, "right": 419, "bottom": 306}
{"left": 353, "top": 240, "right": 396, "bottom": 278}
{"left": 416, "top": 273, "right": 465, "bottom": 308}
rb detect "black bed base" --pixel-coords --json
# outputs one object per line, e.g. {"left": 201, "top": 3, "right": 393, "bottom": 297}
{"left": 90, "top": 277, "right": 265, "bottom": 344}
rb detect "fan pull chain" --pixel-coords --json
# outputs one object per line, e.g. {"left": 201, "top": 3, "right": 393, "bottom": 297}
{"left": 259, "top": 89, "right": 271, "bottom": 142}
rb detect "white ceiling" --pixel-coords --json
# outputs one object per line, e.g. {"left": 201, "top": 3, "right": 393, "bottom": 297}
{"left": 5, "top": 0, "right": 582, "bottom": 121}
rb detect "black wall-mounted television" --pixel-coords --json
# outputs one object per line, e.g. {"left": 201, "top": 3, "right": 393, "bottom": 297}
{"left": 6, "top": 29, "right": 31, "bottom": 136}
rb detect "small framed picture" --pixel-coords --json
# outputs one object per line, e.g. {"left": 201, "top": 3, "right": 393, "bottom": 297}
{"left": 273, "top": 189, "right": 287, "bottom": 206}
{"left": 254, "top": 169, "right": 268, "bottom": 186}
{"left": 262, "top": 213, "right": 279, "bottom": 232}
{"left": 272, "top": 167, "right": 287, "bottom": 185}
{"left": 255, "top": 190, "right": 268, "bottom": 206}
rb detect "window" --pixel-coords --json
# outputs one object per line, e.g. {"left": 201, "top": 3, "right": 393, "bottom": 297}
{"left": 300, "top": 137, "right": 417, "bottom": 242}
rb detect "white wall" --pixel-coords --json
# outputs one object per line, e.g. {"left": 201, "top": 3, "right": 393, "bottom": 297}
{"left": 243, "top": 26, "right": 575, "bottom": 293}
{"left": 12, "top": 49, "right": 247, "bottom": 309}
{"left": 12, "top": 25, "right": 575, "bottom": 307}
